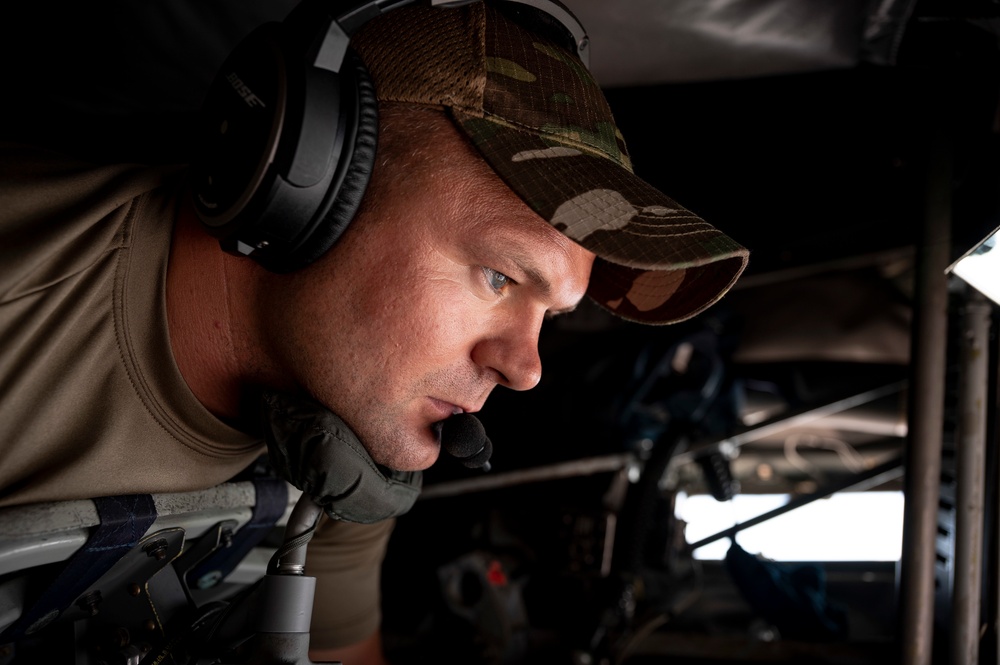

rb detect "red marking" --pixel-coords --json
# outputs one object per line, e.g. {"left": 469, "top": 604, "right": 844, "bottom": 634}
{"left": 486, "top": 560, "right": 507, "bottom": 586}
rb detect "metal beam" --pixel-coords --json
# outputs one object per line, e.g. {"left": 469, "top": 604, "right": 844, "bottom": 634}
{"left": 674, "top": 380, "right": 906, "bottom": 464}
{"left": 951, "top": 288, "right": 992, "bottom": 665}
{"left": 684, "top": 454, "right": 904, "bottom": 553}
{"left": 899, "top": 129, "right": 952, "bottom": 665}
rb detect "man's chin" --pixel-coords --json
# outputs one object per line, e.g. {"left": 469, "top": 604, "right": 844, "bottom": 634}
{"left": 365, "top": 428, "right": 442, "bottom": 472}
{"left": 378, "top": 448, "right": 440, "bottom": 472}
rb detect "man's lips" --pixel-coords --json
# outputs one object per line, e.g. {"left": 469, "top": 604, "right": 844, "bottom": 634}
{"left": 426, "top": 397, "right": 483, "bottom": 444}
{"left": 427, "top": 397, "right": 480, "bottom": 421}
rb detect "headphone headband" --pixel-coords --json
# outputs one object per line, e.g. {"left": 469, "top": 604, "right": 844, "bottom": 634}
{"left": 191, "top": 0, "right": 590, "bottom": 272}
{"left": 286, "top": 0, "right": 588, "bottom": 71}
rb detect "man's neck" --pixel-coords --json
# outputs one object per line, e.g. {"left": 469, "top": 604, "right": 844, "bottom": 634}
{"left": 166, "top": 199, "right": 262, "bottom": 425}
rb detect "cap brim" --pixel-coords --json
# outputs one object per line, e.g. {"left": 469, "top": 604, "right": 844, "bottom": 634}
{"left": 453, "top": 111, "right": 749, "bottom": 324}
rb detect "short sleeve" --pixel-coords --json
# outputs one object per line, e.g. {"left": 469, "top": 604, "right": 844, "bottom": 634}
{"left": 307, "top": 515, "right": 396, "bottom": 649}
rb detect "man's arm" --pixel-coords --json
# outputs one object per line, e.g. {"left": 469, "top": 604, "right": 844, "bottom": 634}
{"left": 310, "top": 629, "right": 388, "bottom": 665}
{"left": 305, "top": 516, "right": 396, "bottom": 663}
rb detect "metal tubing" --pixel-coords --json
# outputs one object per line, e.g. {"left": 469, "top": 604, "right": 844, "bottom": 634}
{"left": 899, "top": 130, "right": 952, "bottom": 665}
{"left": 254, "top": 574, "right": 317, "bottom": 634}
{"left": 951, "top": 288, "right": 991, "bottom": 665}
{"left": 419, "top": 452, "right": 636, "bottom": 500}
{"left": 684, "top": 454, "right": 904, "bottom": 553}
{"left": 421, "top": 382, "right": 906, "bottom": 502}
{"left": 675, "top": 381, "right": 907, "bottom": 463}
{"left": 274, "top": 494, "right": 324, "bottom": 575}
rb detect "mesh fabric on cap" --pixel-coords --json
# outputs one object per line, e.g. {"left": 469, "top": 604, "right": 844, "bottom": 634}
{"left": 351, "top": 1, "right": 749, "bottom": 324}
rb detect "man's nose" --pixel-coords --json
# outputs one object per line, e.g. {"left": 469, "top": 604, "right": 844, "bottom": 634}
{"left": 472, "top": 315, "right": 544, "bottom": 391}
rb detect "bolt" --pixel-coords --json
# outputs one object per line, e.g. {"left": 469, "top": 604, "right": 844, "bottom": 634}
{"left": 76, "top": 590, "right": 103, "bottom": 617}
{"left": 143, "top": 539, "right": 169, "bottom": 561}
{"left": 144, "top": 619, "right": 157, "bottom": 632}
{"left": 128, "top": 583, "right": 142, "bottom": 597}
{"left": 94, "top": 626, "right": 130, "bottom": 651}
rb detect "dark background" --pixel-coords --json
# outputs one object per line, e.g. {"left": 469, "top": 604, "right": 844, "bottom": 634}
{"left": 3, "top": 1, "right": 1000, "bottom": 662}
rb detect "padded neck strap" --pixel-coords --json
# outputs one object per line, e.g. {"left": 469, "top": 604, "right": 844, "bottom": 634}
{"left": 260, "top": 391, "right": 422, "bottom": 524}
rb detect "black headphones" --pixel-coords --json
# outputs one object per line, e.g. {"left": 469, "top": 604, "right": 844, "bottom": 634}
{"left": 190, "top": 0, "right": 589, "bottom": 274}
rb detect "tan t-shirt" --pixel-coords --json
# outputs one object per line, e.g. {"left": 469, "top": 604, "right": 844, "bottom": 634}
{"left": 0, "top": 142, "right": 391, "bottom": 648}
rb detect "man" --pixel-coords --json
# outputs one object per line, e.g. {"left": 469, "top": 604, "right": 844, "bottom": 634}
{"left": 0, "top": 1, "right": 748, "bottom": 662}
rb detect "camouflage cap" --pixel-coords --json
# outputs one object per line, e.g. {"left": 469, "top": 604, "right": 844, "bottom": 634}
{"left": 351, "top": 0, "right": 748, "bottom": 325}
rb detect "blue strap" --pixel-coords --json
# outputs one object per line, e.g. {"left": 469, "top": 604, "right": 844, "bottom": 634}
{"left": 186, "top": 477, "right": 288, "bottom": 589}
{"left": 1, "top": 494, "right": 158, "bottom": 642}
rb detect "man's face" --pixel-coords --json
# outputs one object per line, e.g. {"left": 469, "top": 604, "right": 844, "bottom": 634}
{"left": 257, "top": 116, "right": 595, "bottom": 471}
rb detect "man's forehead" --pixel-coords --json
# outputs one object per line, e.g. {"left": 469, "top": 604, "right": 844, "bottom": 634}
{"left": 468, "top": 206, "right": 595, "bottom": 304}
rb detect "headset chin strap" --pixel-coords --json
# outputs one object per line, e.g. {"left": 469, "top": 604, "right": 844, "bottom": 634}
{"left": 260, "top": 390, "right": 422, "bottom": 524}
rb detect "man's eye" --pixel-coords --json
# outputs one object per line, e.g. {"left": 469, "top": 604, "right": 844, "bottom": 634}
{"left": 483, "top": 267, "right": 511, "bottom": 292}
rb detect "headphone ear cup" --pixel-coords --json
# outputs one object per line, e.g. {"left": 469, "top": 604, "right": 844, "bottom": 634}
{"left": 275, "top": 52, "right": 379, "bottom": 272}
{"left": 192, "top": 27, "right": 378, "bottom": 275}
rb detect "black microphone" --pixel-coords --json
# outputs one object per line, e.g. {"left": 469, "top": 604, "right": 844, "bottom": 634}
{"left": 441, "top": 414, "right": 493, "bottom": 472}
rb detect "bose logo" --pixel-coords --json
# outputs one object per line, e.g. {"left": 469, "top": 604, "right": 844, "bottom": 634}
{"left": 227, "top": 72, "right": 266, "bottom": 109}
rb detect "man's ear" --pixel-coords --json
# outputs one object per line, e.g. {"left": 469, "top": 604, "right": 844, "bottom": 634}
{"left": 189, "top": 15, "right": 380, "bottom": 275}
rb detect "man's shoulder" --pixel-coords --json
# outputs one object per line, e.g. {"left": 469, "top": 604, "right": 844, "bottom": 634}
{"left": 0, "top": 141, "right": 183, "bottom": 214}
{"left": 0, "top": 141, "right": 183, "bottom": 303}
{"left": 0, "top": 141, "right": 182, "bottom": 194}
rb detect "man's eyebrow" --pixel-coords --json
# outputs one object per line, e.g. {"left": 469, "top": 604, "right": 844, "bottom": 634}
{"left": 519, "top": 263, "right": 552, "bottom": 298}
{"left": 512, "top": 253, "right": 580, "bottom": 317}
{"left": 547, "top": 303, "right": 579, "bottom": 318}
